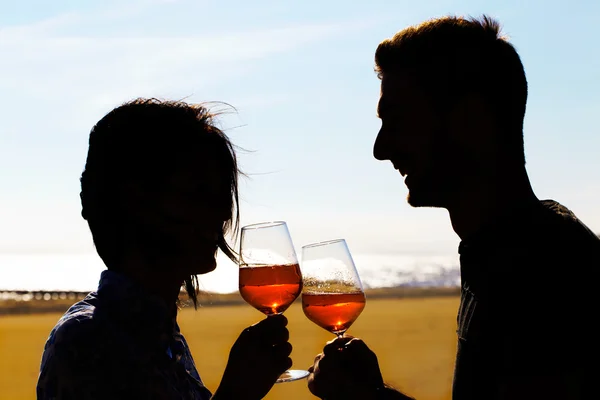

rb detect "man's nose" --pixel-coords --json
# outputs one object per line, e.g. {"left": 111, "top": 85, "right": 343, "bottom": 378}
{"left": 373, "top": 129, "right": 390, "bottom": 161}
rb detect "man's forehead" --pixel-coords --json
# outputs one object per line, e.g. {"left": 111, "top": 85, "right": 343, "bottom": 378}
{"left": 378, "top": 70, "right": 426, "bottom": 113}
{"left": 380, "top": 71, "right": 417, "bottom": 96}
{"left": 378, "top": 73, "right": 408, "bottom": 112}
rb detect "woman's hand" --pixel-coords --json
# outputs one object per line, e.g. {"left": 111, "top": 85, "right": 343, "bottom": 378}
{"left": 213, "top": 314, "right": 292, "bottom": 400}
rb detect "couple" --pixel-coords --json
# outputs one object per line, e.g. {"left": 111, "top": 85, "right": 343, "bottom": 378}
{"left": 37, "top": 15, "right": 598, "bottom": 400}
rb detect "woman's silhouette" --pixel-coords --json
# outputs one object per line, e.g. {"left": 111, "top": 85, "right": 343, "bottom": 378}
{"left": 37, "top": 98, "right": 292, "bottom": 400}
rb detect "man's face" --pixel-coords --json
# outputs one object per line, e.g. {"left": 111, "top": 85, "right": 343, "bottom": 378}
{"left": 126, "top": 154, "right": 232, "bottom": 277}
{"left": 373, "top": 71, "right": 459, "bottom": 208}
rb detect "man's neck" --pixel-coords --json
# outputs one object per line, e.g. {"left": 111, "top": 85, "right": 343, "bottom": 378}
{"left": 447, "top": 170, "right": 539, "bottom": 241}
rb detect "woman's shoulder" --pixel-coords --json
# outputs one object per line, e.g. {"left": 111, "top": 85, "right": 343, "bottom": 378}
{"left": 48, "top": 296, "right": 100, "bottom": 345}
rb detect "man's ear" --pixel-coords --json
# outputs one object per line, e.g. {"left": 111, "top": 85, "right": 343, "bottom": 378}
{"left": 445, "top": 92, "right": 496, "bottom": 158}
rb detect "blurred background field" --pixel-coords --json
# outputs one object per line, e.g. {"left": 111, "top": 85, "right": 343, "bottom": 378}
{"left": 0, "top": 291, "right": 459, "bottom": 400}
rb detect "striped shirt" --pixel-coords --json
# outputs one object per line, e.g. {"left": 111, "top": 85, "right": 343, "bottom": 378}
{"left": 37, "top": 270, "right": 212, "bottom": 399}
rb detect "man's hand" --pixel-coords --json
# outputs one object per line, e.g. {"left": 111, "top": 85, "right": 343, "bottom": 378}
{"left": 307, "top": 336, "right": 414, "bottom": 400}
{"left": 307, "top": 336, "right": 385, "bottom": 399}
{"left": 213, "top": 315, "right": 292, "bottom": 400}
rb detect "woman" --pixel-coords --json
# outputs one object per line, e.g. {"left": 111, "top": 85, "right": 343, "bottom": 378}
{"left": 37, "top": 98, "right": 292, "bottom": 399}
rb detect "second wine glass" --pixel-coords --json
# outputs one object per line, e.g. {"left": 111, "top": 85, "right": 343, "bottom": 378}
{"left": 301, "top": 239, "right": 366, "bottom": 338}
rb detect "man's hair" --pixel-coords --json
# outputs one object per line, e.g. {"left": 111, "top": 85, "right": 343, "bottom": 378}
{"left": 80, "top": 98, "right": 240, "bottom": 307}
{"left": 375, "top": 15, "right": 528, "bottom": 164}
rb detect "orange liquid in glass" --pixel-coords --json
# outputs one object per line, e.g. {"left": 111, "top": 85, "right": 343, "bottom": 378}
{"left": 302, "top": 292, "right": 366, "bottom": 334}
{"left": 239, "top": 264, "right": 302, "bottom": 315}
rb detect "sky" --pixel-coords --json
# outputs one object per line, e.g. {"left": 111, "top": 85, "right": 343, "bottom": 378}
{"left": 0, "top": 0, "right": 599, "bottom": 260}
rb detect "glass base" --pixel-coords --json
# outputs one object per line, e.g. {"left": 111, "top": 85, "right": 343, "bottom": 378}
{"left": 276, "top": 369, "right": 310, "bottom": 383}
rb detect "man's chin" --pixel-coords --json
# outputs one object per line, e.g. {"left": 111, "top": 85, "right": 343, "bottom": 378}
{"left": 407, "top": 190, "right": 446, "bottom": 208}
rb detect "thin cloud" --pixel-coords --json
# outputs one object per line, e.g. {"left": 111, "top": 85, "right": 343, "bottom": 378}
{"left": 0, "top": 17, "right": 379, "bottom": 130}
{"left": 0, "top": 8, "right": 383, "bottom": 253}
{"left": 0, "top": 0, "right": 188, "bottom": 38}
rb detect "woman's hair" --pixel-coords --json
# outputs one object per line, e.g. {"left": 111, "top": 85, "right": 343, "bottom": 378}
{"left": 80, "top": 98, "right": 241, "bottom": 308}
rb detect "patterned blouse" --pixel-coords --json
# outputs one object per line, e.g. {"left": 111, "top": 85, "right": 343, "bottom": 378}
{"left": 37, "top": 270, "right": 213, "bottom": 399}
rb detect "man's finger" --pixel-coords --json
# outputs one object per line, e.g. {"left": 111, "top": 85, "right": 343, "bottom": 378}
{"left": 323, "top": 336, "right": 355, "bottom": 356}
{"left": 341, "top": 338, "right": 373, "bottom": 358}
{"left": 315, "top": 353, "right": 337, "bottom": 373}
{"left": 325, "top": 335, "right": 355, "bottom": 346}
{"left": 306, "top": 353, "right": 350, "bottom": 399}
{"left": 313, "top": 353, "right": 323, "bottom": 364}
{"left": 307, "top": 373, "right": 318, "bottom": 395}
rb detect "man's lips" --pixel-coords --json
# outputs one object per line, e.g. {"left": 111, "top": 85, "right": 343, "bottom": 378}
{"left": 392, "top": 163, "right": 408, "bottom": 177}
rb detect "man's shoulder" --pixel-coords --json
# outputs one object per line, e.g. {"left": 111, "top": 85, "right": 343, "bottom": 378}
{"left": 512, "top": 200, "right": 600, "bottom": 259}
{"left": 537, "top": 200, "right": 598, "bottom": 241}
{"left": 490, "top": 200, "right": 599, "bottom": 297}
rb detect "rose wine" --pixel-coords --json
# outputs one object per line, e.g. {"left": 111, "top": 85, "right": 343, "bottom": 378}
{"left": 302, "top": 292, "right": 366, "bottom": 335}
{"left": 239, "top": 264, "right": 302, "bottom": 315}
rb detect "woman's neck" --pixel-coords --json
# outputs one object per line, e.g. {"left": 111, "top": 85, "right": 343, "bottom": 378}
{"left": 117, "top": 252, "right": 183, "bottom": 315}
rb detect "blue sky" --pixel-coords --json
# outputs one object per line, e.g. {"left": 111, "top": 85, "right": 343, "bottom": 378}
{"left": 0, "top": 0, "right": 598, "bottom": 258}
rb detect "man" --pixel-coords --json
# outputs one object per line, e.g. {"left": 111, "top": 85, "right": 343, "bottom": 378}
{"left": 37, "top": 98, "right": 293, "bottom": 399}
{"left": 307, "top": 15, "right": 599, "bottom": 400}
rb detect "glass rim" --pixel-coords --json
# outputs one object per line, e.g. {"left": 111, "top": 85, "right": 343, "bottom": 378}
{"left": 302, "top": 238, "right": 346, "bottom": 249}
{"left": 241, "top": 221, "right": 287, "bottom": 231}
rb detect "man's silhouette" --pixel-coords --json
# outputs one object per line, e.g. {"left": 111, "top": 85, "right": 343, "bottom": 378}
{"left": 37, "top": 98, "right": 293, "bottom": 399}
{"left": 307, "top": 15, "right": 599, "bottom": 400}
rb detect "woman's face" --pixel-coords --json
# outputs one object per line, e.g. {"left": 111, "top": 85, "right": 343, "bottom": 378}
{"left": 125, "top": 153, "right": 234, "bottom": 277}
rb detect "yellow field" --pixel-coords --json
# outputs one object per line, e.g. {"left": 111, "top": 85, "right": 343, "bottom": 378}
{"left": 0, "top": 296, "right": 459, "bottom": 400}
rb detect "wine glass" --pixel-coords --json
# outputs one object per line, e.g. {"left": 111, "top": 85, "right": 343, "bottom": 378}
{"left": 238, "top": 221, "right": 309, "bottom": 383}
{"left": 301, "top": 239, "right": 366, "bottom": 338}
